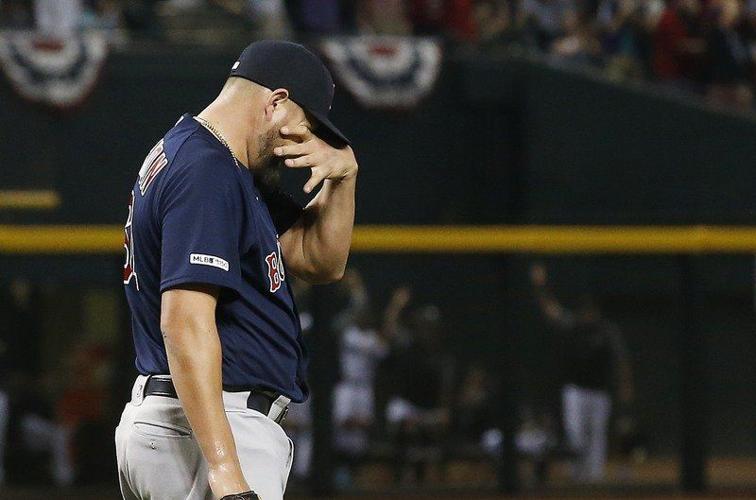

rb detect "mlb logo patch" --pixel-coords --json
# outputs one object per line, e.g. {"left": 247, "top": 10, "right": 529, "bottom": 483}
{"left": 190, "top": 253, "right": 229, "bottom": 271}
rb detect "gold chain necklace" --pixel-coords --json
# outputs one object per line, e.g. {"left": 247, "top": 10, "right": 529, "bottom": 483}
{"left": 194, "top": 116, "right": 240, "bottom": 169}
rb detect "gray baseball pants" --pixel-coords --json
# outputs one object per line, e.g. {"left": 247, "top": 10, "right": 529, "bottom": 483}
{"left": 116, "top": 376, "right": 293, "bottom": 500}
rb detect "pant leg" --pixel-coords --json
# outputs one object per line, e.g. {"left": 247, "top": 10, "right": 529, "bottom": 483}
{"left": 20, "top": 414, "right": 74, "bottom": 486}
{"left": 115, "top": 397, "right": 210, "bottom": 500}
{"left": 0, "top": 390, "right": 9, "bottom": 484}
{"left": 562, "top": 385, "right": 589, "bottom": 480}
{"left": 226, "top": 408, "right": 293, "bottom": 500}
{"left": 115, "top": 404, "right": 140, "bottom": 500}
{"left": 585, "top": 390, "right": 612, "bottom": 481}
{"left": 562, "top": 385, "right": 587, "bottom": 453}
{"left": 291, "top": 429, "right": 312, "bottom": 479}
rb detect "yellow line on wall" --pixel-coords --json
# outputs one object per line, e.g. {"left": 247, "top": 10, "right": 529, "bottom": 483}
{"left": 0, "top": 190, "right": 61, "bottom": 210}
{"left": 2, "top": 225, "right": 756, "bottom": 255}
{"left": 350, "top": 225, "right": 756, "bottom": 253}
{"left": 0, "top": 225, "right": 122, "bottom": 253}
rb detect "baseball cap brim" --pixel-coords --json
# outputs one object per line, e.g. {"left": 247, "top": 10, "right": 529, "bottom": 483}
{"left": 308, "top": 109, "right": 350, "bottom": 147}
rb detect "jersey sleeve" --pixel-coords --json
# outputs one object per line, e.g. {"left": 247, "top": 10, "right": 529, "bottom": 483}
{"left": 158, "top": 145, "right": 244, "bottom": 295}
{"left": 255, "top": 176, "right": 303, "bottom": 235}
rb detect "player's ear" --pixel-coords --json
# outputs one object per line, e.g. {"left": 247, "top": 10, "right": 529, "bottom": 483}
{"left": 264, "top": 88, "right": 289, "bottom": 121}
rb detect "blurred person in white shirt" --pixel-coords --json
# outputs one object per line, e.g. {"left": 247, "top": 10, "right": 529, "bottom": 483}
{"left": 332, "top": 270, "right": 389, "bottom": 458}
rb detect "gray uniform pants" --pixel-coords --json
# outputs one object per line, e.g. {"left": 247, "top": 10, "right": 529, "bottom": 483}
{"left": 562, "top": 384, "right": 611, "bottom": 482}
{"left": 116, "top": 376, "right": 294, "bottom": 500}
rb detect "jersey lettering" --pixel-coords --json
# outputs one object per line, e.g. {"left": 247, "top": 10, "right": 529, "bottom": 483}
{"left": 138, "top": 139, "right": 168, "bottom": 195}
{"left": 265, "top": 241, "right": 286, "bottom": 293}
{"left": 123, "top": 191, "right": 138, "bottom": 289}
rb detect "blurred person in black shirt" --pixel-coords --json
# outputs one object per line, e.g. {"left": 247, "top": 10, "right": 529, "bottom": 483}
{"left": 380, "top": 287, "right": 455, "bottom": 484}
{"left": 596, "top": 0, "right": 652, "bottom": 80}
{"left": 517, "top": 0, "right": 578, "bottom": 49}
{"left": 453, "top": 364, "right": 494, "bottom": 443}
{"left": 0, "top": 279, "right": 42, "bottom": 485}
{"left": 530, "top": 264, "right": 634, "bottom": 482}
{"left": 705, "top": 0, "right": 754, "bottom": 108}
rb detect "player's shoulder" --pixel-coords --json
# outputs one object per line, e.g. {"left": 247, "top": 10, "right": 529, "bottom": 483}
{"left": 164, "top": 115, "right": 239, "bottom": 183}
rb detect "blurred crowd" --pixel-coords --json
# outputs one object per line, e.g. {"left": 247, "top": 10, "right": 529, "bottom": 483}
{"left": 0, "top": 280, "right": 115, "bottom": 488}
{"left": 283, "top": 265, "right": 640, "bottom": 489}
{"left": 0, "top": 266, "right": 645, "bottom": 489}
{"left": 1, "top": 1, "right": 754, "bottom": 109}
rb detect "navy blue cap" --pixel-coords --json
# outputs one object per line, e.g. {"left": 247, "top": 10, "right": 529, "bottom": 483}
{"left": 230, "top": 40, "right": 349, "bottom": 146}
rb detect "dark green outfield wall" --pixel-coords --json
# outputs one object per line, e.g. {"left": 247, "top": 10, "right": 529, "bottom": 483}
{"left": 0, "top": 48, "right": 754, "bottom": 456}
{"left": 3, "top": 50, "right": 752, "bottom": 228}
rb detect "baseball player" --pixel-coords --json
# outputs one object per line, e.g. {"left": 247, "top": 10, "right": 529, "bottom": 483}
{"left": 530, "top": 264, "right": 634, "bottom": 482}
{"left": 115, "top": 40, "right": 357, "bottom": 500}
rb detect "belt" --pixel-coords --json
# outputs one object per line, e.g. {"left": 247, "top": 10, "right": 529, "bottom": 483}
{"left": 143, "top": 376, "right": 289, "bottom": 425}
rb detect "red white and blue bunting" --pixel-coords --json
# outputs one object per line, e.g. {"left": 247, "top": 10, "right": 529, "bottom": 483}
{"left": 0, "top": 31, "right": 107, "bottom": 109}
{"left": 320, "top": 36, "right": 442, "bottom": 109}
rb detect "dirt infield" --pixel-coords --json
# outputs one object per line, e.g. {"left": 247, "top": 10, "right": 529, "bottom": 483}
{"left": 3, "top": 458, "right": 755, "bottom": 499}
{"left": 4, "top": 490, "right": 756, "bottom": 500}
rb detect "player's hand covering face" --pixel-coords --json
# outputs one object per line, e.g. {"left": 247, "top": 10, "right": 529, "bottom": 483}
{"left": 273, "top": 126, "right": 358, "bottom": 193}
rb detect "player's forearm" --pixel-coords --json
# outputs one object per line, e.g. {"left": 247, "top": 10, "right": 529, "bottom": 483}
{"left": 533, "top": 285, "right": 571, "bottom": 327}
{"left": 299, "top": 175, "right": 356, "bottom": 282}
{"left": 163, "top": 322, "right": 247, "bottom": 494}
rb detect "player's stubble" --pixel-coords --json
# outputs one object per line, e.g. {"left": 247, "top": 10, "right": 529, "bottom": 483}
{"left": 256, "top": 127, "right": 284, "bottom": 172}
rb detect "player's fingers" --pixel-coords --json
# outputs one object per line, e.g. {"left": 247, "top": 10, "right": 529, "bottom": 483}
{"left": 284, "top": 154, "right": 317, "bottom": 168}
{"left": 303, "top": 169, "right": 326, "bottom": 194}
{"left": 280, "top": 125, "right": 312, "bottom": 141}
{"left": 274, "top": 142, "right": 312, "bottom": 158}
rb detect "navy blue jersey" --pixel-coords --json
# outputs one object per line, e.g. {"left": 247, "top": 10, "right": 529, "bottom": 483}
{"left": 123, "top": 114, "right": 308, "bottom": 402}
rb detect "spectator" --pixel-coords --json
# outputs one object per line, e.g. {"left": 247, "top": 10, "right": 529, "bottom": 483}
{"left": 514, "top": 406, "right": 557, "bottom": 486}
{"left": 356, "top": 0, "right": 412, "bottom": 35}
{"left": 81, "top": 0, "right": 123, "bottom": 31}
{"left": 332, "top": 270, "right": 389, "bottom": 467}
{"left": 652, "top": 0, "right": 707, "bottom": 86}
{"left": 122, "top": 0, "right": 164, "bottom": 39}
{"left": 0, "top": 279, "right": 45, "bottom": 486}
{"left": 705, "top": 0, "right": 754, "bottom": 108}
{"left": 444, "top": 0, "right": 477, "bottom": 41}
{"left": 452, "top": 364, "right": 495, "bottom": 443}
{"left": 530, "top": 264, "right": 635, "bottom": 483}
{"left": 282, "top": 278, "right": 314, "bottom": 482}
{"left": 407, "top": 0, "right": 476, "bottom": 40}
{"left": 550, "top": 8, "right": 602, "bottom": 64}
{"left": 283, "top": 0, "right": 349, "bottom": 34}
{"left": 596, "top": 0, "right": 649, "bottom": 79}
{"left": 472, "top": 0, "right": 518, "bottom": 48}
{"left": 517, "top": 0, "right": 578, "bottom": 49}
{"left": 0, "top": 294, "right": 9, "bottom": 486}
{"left": 381, "top": 287, "right": 455, "bottom": 484}
{"left": 5, "top": 373, "right": 74, "bottom": 487}
{"left": 55, "top": 341, "right": 113, "bottom": 484}
{"left": 409, "top": 0, "right": 447, "bottom": 35}
{"left": 245, "top": 0, "right": 291, "bottom": 37}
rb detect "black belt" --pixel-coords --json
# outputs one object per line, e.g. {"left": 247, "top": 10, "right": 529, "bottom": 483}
{"left": 143, "top": 376, "right": 288, "bottom": 424}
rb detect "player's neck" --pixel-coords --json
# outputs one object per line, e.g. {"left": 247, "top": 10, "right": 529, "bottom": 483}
{"left": 196, "top": 106, "right": 252, "bottom": 169}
